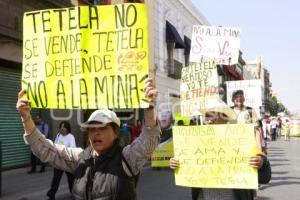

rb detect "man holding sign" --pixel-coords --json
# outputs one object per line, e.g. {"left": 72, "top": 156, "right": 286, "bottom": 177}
{"left": 231, "top": 89, "right": 266, "bottom": 154}
{"left": 170, "top": 101, "right": 271, "bottom": 200}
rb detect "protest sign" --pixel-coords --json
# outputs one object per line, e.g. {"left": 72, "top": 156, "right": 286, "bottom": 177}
{"left": 173, "top": 124, "right": 258, "bottom": 189}
{"left": 180, "top": 60, "right": 219, "bottom": 117}
{"left": 22, "top": 3, "right": 149, "bottom": 109}
{"left": 226, "top": 80, "right": 262, "bottom": 118}
{"left": 151, "top": 139, "right": 174, "bottom": 167}
{"left": 190, "top": 25, "right": 241, "bottom": 65}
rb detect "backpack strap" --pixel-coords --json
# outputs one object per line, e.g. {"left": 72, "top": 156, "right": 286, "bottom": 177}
{"left": 121, "top": 154, "right": 139, "bottom": 187}
{"left": 245, "top": 106, "right": 253, "bottom": 120}
{"left": 121, "top": 154, "right": 135, "bottom": 176}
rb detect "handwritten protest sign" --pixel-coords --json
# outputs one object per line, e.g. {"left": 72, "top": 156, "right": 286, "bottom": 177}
{"left": 226, "top": 80, "right": 262, "bottom": 118}
{"left": 173, "top": 124, "right": 258, "bottom": 189}
{"left": 22, "top": 3, "right": 149, "bottom": 109}
{"left": 180, "top": 60, "right": 219, "bottom": 117}
{"left": 190, "top": 25, "right": 241, "bottom": 65}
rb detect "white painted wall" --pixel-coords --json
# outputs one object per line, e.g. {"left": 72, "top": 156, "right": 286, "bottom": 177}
{"left": 152, "top": 0, "right": 209, "bottom": 112}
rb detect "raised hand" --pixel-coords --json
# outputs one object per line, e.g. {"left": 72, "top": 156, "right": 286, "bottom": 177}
{"left": 16, "top": 89, "right": 31, "bottom": 120}
{"left": 143, "top": 78, "right": 158, "bottom": 107}
{"left": 143, "top": 78, "right": 158, "bottom": 127}
{"left": 16, "top": 89, "right": 35, "bottom": 134}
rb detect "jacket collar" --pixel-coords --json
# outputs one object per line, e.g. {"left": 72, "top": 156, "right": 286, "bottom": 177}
{"left": 83, "top": 140, "right": 121, "bottom": 160}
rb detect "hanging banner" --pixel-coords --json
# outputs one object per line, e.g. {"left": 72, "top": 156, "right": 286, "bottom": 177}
{"left": 173, "top": 124, "right": 258, "bottom": 189}
{"left": 180, "top": 60, "right": 219, "bottom": 117}
{"left": 22, "top": 3, "right": 149, "bottom": 109}
{"left": 226, "top": 80, "right": 262, "bottom": 118}
{"left": 190, "top": 25, "right": 241, "bottom": 65}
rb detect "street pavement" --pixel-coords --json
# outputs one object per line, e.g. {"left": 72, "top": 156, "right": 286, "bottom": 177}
{"left": 257, "top": 137, "right": 300, "bottom": 200}
{"left": 1, "top": 137, "right": 300, "bottom": 200}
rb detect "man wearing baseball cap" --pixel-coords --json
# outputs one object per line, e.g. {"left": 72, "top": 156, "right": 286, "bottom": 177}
{"left": 231, "top": 89, "right": 259, "bottom": 124}
{"left": 231, "top": 89, "right": 267, "bottom": 155}
{"left": 17, "top": 78, "right": 160, "bottom": 200}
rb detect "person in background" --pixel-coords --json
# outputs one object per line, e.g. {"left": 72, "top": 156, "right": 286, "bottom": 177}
{"left": 28, "top": 115, "right": 49, "bottom": 173}
{"left": 17, "top": 78, "right": 159, "bottom": 200}
{"left": 130, "top": 120, "right": 142, "bottom": 143}
{"left": 120, "top": 122, "right": 131, "bottom": 146}
{"left": 284, "top": 119, "right": 291, "bottom": 141}
{"left": 276, "top": 117, "right": 282, "bottom": 139}
{"left": 266, "top": 116, "right": 272, "bottom": 140}
{"left": 262, "top": 116, "right": 269, "bottom": 140}
{"left": 157, "top": 109, "right": 173, "bottom": 143}
{"left": 270, "top": 117, "right": 278, "bottom": 141}
{"left": 46, "top": 121, "right": 76, "bottom": 200}
{"left": 258, "top": 119, "right": 268, "bottom": 155}
{"left": 231, "top": 90, "right": 264, "bottom": 152}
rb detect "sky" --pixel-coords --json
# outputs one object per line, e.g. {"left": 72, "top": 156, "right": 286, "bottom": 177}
{"left": 191, "top": 0, "right": 300, "bottom": 115}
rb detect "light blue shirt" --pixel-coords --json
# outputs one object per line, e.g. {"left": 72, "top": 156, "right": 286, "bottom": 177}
{"left": 36, "top": 122, "right": 49, "bottom": 138}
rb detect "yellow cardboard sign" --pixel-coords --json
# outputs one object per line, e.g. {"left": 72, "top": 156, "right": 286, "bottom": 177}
{"left": 151, "top": 139, "right": 174, "bottom": 167}
{"left": 180, "top": 60, "right": 219, "bottom": 117}
{"left": 22, "top": 3, "right": 149, "bottom": 109}
{"left": 174, "top": 112, "right": 190, "bottom": 126}
{"left": 173, "top": 124, "right": 258, "bottom": 189}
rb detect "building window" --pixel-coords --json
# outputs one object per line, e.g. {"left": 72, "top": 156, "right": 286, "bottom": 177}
{"left": 166, "top": 21, "right": 185, "bottom": 79}
{"left": 166, "top": 41, "right": 175, "bottom": 74}
{"left": 184, "top": 36, "right": 191, "bottom": 66}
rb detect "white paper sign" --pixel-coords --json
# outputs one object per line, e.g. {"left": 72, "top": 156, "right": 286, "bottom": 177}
{"left": 190, "top": 25, "right": 241, "bottom": 65}
{"left": 180, "top": 61, "right": 219, "bottom": 117}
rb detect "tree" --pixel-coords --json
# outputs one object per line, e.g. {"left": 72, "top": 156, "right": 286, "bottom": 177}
{"left": 269, "top": 96, "right": 286, "bottom": 116}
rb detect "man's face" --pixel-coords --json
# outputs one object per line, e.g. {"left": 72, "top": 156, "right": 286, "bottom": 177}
{"left": 233, "top": 94, "right": 245, "bottom": 108}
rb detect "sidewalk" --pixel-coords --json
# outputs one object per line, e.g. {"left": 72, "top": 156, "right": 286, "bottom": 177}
{"left": 1, "top": 166, "right": 72, "bottom": 200}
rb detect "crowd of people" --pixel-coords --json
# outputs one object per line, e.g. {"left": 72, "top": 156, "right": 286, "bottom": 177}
{"left": 261, "top": 115, "right": 291, "bottom": 141}
{"left": 16, "top": 86, "right": 274, "bottom": 200}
